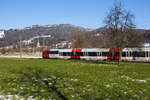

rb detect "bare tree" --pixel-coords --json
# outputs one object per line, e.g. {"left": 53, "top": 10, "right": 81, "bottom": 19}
{"left": 68, "top": 30, "right": 92, "bottom": 48}
{"left": 90, "top": 33, "right": 105, "bottom": 48}
{"left": 144, "top": 30, "right": 150, "bottom": 42}
{"left": 104, "top": 2, "right": 145, "bottom": 66}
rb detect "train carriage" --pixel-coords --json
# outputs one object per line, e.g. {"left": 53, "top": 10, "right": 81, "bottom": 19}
{"left": 58, "top": 48, "right": 111, "bottom": 60}
{"left": 122, "top": 48, "right": 150, "bottom": 62}
{"left": 42, "top": 47, "right": 150, "bottom": 62}
{"left": 80, "top": 48, "right": 109, "bottom": 61}
{"left": 59, "top": 49, "right": 73, "bottom": 59}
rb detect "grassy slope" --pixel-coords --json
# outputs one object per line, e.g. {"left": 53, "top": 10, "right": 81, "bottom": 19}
{"left": 0, "top": 58, "right": 150, "bottom": 99}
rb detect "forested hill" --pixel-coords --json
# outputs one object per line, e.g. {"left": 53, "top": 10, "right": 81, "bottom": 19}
{"left": 1, "top": 24, "right": 150, "bottom": 47}
{"left": 3, "top": 24, "right": 87, "bottom": 46}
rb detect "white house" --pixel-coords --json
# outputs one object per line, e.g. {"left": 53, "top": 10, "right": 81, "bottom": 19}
{"left": 0, "top": 30, "right": 5, "bottom": 38}
{"left": 144, "top": 42, "right": 150, "bottom": 47}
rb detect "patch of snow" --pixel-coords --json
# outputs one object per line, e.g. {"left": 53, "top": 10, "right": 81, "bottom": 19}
{"left": 106, "top": 84, "right": 111, "bottom": 88}
{"left": 71, "top": 78, "right": 79, "bottom": 82}
{"left": 71, "top": 95, "right": 74, "bottom": 98}
{"left": 121, "top": 75, "right": 148, "bottom": 83}
{"left": 0, "top": 94, "right": 38, "bottom": 100}
{"left": 137, "top": 80, "right": 147, "bottom": 83}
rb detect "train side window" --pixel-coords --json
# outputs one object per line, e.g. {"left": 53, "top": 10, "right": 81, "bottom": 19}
{"left": 88, "top": 52, "right": 97, "bottom": 56}
{"left": 122, "top": 52, "right": 126, "bottom": 57}
{"left": 81, "top": 52, "right": 84, "bottom": 56}
{"left": 66, "top": 52, "right": 70, "bottom": 56}
{"left": 102, "top": 52, "right": 109, "bottom": 56}
{"left": 102, "top": 52, "right": 105, "bottom": 56}
{"left": 69, "top": 52, "right": 74, "bottom": 56}
{"left": 43, "top": 51, "right": 59, "bottom": 54}
{"left": 50, "top": 51, "right": 58, "bottom": 54}
{"left": 62, "top": 52, "right": 72, "bottom": 56}
{"left": 43, "top": 51, "right": 47, "bottom": 54}
{"left": 94, "top": 52, "right": 98, "bottom": 56}
{"left": 114, "top": 52, "right": 119, "bottom": 56}
{"left": 55, "top": 51, "right": 59, "bottom": 54}
{"left": 130, "top": 52, "right": 132, "bottom": 57}
{"left": 75, "top": 52, "right": 84, "bottom": 56}
{"left": 132, "top": 52, "right": 138, "bottom": 57}
{"left": 80, "top": 52, "right": 84, "bottom": 56}
{"left": 132, "top": 52, "right": 146, "bottom": 57}
{"left": 139, "top": 52, "right": 145, "bottom": 57}
{"left": 83, "top": 52, "right": 86, "bottom": 56}
{"left": 146, "top": 51, "right": 148, "bottom": 57}
{"left": 43, "top": 51, "right": 51, "bottom": 54}
{"left": 62, "top": 52, "right": 66, "bottom": 56}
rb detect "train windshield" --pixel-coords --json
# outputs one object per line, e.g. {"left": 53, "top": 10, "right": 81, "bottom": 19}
{"left": 43, "top": 51, "right": 58, "bottom": 54}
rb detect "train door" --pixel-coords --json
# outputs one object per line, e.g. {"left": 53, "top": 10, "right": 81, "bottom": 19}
{"left": 71, "top": 49, "right": 82, "bottom": 59}
{"left": 107, "top": 48, "right": 119, "bottom": 61}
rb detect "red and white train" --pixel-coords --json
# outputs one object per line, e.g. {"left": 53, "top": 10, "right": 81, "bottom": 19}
{"left": 42, "top": 48, "right": 150, "bottom": 62}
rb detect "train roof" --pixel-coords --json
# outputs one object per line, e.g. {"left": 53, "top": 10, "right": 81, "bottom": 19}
{"left": 123, "top": 47, "right": 150, "bottom": 51}
{"left": 43, "top": 47, "right": 150, "bottom": 52}
{"left": 54, "top": 48, "right": 110, "bottom": 52}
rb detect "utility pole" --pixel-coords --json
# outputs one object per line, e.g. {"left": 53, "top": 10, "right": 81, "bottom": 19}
{"left": 19, "top": 34, "right": 22, "bottom": 58}
{"left": 37, "top": 38, "right": 40, "bottom": 47}
{"left": 43, "top": 37, "right": 45, "bottom": 46}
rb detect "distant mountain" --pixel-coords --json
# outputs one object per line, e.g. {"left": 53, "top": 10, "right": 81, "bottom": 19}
{"left": 3, "top": 24, "right": 87, "bottom": 46}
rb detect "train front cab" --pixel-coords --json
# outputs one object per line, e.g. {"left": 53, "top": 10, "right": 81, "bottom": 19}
{"left": 42, "top": 49, "right": 59, "bottom": 59}
{"left": 43, "top": 49, "right": 50, "bottom": 59}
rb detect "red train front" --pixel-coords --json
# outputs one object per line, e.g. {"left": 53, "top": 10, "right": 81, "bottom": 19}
{"left": 42, "top": 49, "right": 50, "bottom": 58}
{"left": 42, "top": 49, "right": 59, "bottom": 59}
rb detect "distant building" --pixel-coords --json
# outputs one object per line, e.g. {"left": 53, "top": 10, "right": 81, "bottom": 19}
{"left": 22, "top": 40, "right": 33, "bottom": 45}
{"left": 21, "top": 35, "right": 51, "bottom": 46}
{"left": 144, "top": 42, "right": 150, "bottom": 47}
{"left": 0, "top": 30, "right": 5, "bottom": 38}
{"left": 37, "top": 39, "right": 40, "bottom": 47}
{"left": 56, "top": 41, "right": 72, "bottom": 48}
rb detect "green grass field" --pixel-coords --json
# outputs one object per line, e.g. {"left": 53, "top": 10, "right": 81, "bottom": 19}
{"left": 0, "top": 58, "right": 150, "bottom": 100}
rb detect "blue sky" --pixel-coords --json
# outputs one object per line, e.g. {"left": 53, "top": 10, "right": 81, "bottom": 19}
{"left": 0, "top": 0, "right": 150, "bottom": 30}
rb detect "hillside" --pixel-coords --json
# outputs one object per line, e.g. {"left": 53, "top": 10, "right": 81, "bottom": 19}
{"left": 1, "top": 24, "right": 150, "bottom": 47}
{"left": 3, "top": 24, "right": 87, "bottom": 46}
{"left": 95, "top": 27, "right": 150, "bottom": 41}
